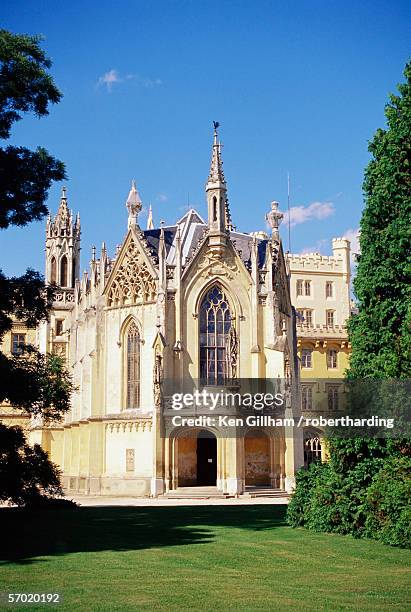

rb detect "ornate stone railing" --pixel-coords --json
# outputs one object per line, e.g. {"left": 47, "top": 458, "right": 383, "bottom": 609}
{"left": 54, "top": 288, "right": 75, "bottom": 304}
{"left": 296, "top": 323, "right": 348, "bottom": 338}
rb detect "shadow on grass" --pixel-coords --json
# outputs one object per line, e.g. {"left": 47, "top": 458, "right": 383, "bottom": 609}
{"left": 0, "top": 504, "right": 287, "bottom": 565}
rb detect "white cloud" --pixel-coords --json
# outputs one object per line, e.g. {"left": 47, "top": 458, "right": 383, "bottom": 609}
{"left": 97, "top": 70, "right": 162, "bottom": 92}
{"left": 156, "top": 193, "right": 168, "bottom": 202}
{"left": 140, "top": 77, "right": 162, "bottom": 88}
{"left": 342, "top": 227, "right": 360, "bottom": 255}
{"left": 97, "top": 69, "right": 122, "bottom": 91}
{"left": 300, "top": 238, "right": 329, "bottom": 255}
{"left": 283, "top": 201, "right": 335, "bottom": 227}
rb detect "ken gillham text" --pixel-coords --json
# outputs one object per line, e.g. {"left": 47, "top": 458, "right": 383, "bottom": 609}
{"left": 171, "top": 415, "right": 394, "bottom": 429}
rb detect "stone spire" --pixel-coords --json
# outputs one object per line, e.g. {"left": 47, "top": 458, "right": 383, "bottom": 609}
{"left": 147, "top": 204, "right": 154, "bottom": 230}
{"left": 45, "top": 187, "right": 80, "bottom": 287}
{"left": 54, "top": 187, "right": 70, "bottom": 228}
{"left": 206, "top": 122, "right": 228, "bottom": 245}
{"left": 207, "top": 122, "right": 226, "bottom": 187}
{"left": 126, "top": 180, "right": 142, "bottom": 229}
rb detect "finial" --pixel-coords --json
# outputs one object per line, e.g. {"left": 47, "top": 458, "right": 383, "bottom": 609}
{"left": 266, "top": 200, "right": 283, "bottom": 240}
{"left": 207, "top": 121, "right": 225, "bottom": 186}
{"left": 147, "top": 204, "right": 154, "bottom": 230}
{"left": 126, "top": 179, "right": 142, "bottom": 229}
{"left": 160, "top": 219, "right": 165, "bottom": 228}
{"left": 61, "top": 186, "right": 67, "bottom": 199}
{"left": 213, "top": 120, "right": 220, "bottom": 145}
{"left": 92, "top": 245, "right": 96, "bottom": 261}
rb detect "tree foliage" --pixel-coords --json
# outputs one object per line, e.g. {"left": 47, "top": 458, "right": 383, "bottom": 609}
{"left": 0, "top": 29, "right": 66, "bottom": 229}
{"left": 0, "top": 424, "right": 63, "bottom": 506}
{"left": 348, "top": 61, "right": 411, "bottom": 379}
{"left": 288, "top": 62, "right": 411, "bottom": 548}
{"left": 0, "top": 30, "right": 71, "bottom": 506}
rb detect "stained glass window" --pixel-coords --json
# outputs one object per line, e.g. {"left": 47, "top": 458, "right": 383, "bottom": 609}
{"left": 126, "top": 322, "right": 140, "bottom": 408}
{"left": 199, "top": 285, "right": 232, "bottom": 385}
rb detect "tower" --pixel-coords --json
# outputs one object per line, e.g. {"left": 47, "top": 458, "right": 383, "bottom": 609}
{"left": 206, "top": 122, "right": 230, "bottom": 249}
{"left": 46, "top": 187, "right": 80, "bottom": 288}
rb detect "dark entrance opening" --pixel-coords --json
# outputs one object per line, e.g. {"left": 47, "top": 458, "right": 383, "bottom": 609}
{"left": 196, "top": 430, "right": 217, "bottom": 486}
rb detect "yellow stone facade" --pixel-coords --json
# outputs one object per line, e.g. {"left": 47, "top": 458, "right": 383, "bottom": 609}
{"left": 2, "top": 130, "right": 355, "bottom": 496}
{"left": 286, "top": 241, "right": 352, "bottom": 463}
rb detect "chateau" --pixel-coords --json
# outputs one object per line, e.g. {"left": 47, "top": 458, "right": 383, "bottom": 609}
{"left": 0, "top": 127, "right": 351, "bottom": 497}
{"left": 286, "top": 242, "right": 352, "bottom": 464}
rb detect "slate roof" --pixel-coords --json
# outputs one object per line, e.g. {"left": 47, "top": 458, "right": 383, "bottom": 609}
{"left": 142, "top": 208, "right": 271, "bottom": 271}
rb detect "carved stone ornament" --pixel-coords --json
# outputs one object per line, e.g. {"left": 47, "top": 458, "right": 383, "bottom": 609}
{"left": 227, "top": 326, "right": 238, "bottom": 379}
{"left": 153, "top": 351, "right": 163, "bottom": 407}
{"left": 52, "top": 342, "right": 68, "bottom": 362}
{"left": 197, "top": 248, "right": 239, "bottom": 280}
{"left": 107, "top": 238, "right": 157, "bottom": 307}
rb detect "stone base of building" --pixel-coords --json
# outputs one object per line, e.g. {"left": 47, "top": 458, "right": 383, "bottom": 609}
{"left": 63, "top": 475, "right": 152, "bottom": 497}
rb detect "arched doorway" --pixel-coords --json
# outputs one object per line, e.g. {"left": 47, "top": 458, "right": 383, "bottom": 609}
{"left": 244, "top": 430, "right": 271, "bottom": 486}
{"left": 177, "top": 429, "right": 217, "bottom": 487}
{"left": 197, "top": 430, "right": 217, "bottom": 485}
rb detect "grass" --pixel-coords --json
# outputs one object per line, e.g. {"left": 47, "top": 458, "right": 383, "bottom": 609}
{"left": 0, "top": 504, "right": 410, "bottom": 611}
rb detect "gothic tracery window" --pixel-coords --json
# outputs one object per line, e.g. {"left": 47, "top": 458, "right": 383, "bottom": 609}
{"left": 60, "top": 255, "right": 68, "bottom": 287}
{"left": 199, "top": 285, "right": 232, "bottom": 385}
{"left": 304, "top": 433, "right": 322, "bottom": 467}
{"left": 51, "top": 257, "right": 57, "bottom": 284}
{"left": 126, "top": 322, "right": 140, "bottom": 409}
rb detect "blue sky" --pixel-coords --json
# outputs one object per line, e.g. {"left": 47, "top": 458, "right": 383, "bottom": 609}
{"left": 1, "top": 0, "right": 410, "bottom": 276}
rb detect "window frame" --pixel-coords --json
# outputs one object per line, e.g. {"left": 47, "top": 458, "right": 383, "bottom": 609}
{"left": 301, "top": 385, "right": 313, "bottom": 410}
{"left": 326, "top": 309, "right": 335, "bottom": 327}
{"left": 325, "top": 281, "right": 333, "bottom": 298}
{"left": 327, "top": 385, "right": 339, "bottom": 410}
{"left": 11, "top": 333, "right": 26, "bottom": 355}
{"left": 301, "top": 348, "right": 313, "bottom": 369}
{"left": 124, "top": 321, "right": 141, "bottom": 410}
{"left": 199, "top": 284, "right": 233, "bottom": 386}
{"left": 327, "top": 349, "right": 338, "bottom": 369}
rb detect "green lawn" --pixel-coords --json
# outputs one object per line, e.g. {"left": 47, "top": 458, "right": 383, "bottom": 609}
{"left": 0, "top": 504, "right": 410, "bottom": 611}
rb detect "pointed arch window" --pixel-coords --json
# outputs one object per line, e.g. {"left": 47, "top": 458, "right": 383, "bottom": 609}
{"left": 212, "top": 196, "right": 217, "bottom": 222}
{"left": 50, "top": 257, "right": 57, "bottom": 284}
{"left": 126, "top": 322, "right": 140, "bottom": 408}
{"left": 199, "top": 285, "right": 232, "bottom": 385}
{"left": 60, "top": 255, "right": 68, "bottom": 287}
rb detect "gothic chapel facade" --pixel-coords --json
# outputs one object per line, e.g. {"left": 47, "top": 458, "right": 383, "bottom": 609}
{"left": 35, "top": 127, "right": 304, "bottom": 496}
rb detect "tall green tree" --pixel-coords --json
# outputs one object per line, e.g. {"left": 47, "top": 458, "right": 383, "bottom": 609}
{"left": 287, "top": 62, "right": 411, "bottom": 548}
{"left": 348, "top": 61, "right": 411, "bottom": 379}
{"left": 0, "top": 30, "right": 72, "bottom": 505}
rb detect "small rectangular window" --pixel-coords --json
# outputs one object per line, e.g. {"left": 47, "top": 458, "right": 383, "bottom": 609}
{"left": 326, "top": 281, "right": 333, "bottom": 298}
{"left": 302, "top": 385, "right": 313, "bottom": 410}
{"left": 305, "top": 310, "right": 313, "bottom": 326}
{"left": 328, "top": 386, "right": 339, "bottom": 410}
{"left": 296, "top": 280, "right": 303, "bottom": 296}
{"left": 327, "top": 349, "right": 338, "bottom": 369}
{"left": 12, "top": 333, "right": 25, "bottom": 355}
{"left": 326, "top": 310, "right": 335, "bottom": 326}
{"left": 55, "top": 319, "right": 64, "bottom": 336}
{"left": 301, "top": 348, "right": 312, "bottom": 369}
{"left": 304, "top": 280, "right": 311, "bottom": 296}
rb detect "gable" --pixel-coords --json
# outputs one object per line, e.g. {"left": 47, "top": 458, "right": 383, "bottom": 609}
{"left": 104, "top": 230, "right": 158, "bottom": 308}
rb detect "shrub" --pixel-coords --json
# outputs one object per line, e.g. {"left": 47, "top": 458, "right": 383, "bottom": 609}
{"left": 364, "top": 455, "right": 411, "bottom": 548}
{"left": 0, "top": 423, "right": 64, "bottom": 506}
{"left": 286, "top": 461, "right": 327, "bottom": 527}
